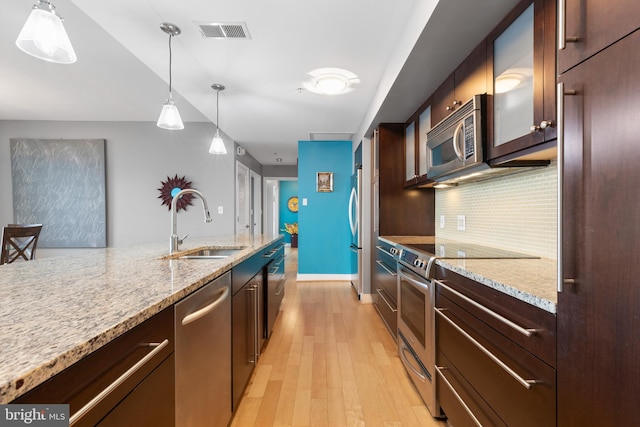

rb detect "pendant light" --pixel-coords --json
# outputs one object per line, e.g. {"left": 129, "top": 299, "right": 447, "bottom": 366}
{"left": 157, "top": 23, "right": 184, "bottom": 130}
{"left": 209, "top": 84, "right": 227, "bottom": 154}
{"left": 16, "top": 0, "right": 77, "bottom": 64}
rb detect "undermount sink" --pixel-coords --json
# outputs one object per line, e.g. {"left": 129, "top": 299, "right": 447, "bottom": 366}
{"left": 178, "top": 246, "right": 246, "bottom": 260}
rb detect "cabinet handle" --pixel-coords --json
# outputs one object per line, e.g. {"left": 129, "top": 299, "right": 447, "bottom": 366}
{"left": 530, "top": 120, "right": 554, "bottom": 133}
{"left": 376, "top": 245, "right": 398, "bottom": 259}
{"left": 275, "top": 279, "right": 285, "bottom": 296}
{"left": 69, "top": 339, "right": 170, "bottom": 425}
{"left": 181, "top": 286, "right": 230, "bottom": 326}
{"left": 376, "top": 289, "right": 398, "bottom": 313}
{"left": 436, "top": 309, "right": 538, "bottom": 390}
{"left": 435, "top": 366, "right": 483, "bottom": 427}
{"left": 557, "top": 82, "right": 578, "bottom": 292}
{"left": 558, "top": 0, "right": 580, "bottom": 50}
{"left": 435, "top": 280, "right": 538, "bottom": 337}
{"left": 376, "top": 259, "right": 397, "bottom": 276}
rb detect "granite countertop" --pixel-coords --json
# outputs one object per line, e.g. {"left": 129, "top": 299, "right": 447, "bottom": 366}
{"left": 0, "top": 234, "right": 282, "bottom": 403}
{"left": 380, "top": 235, "right": 557, "bottom": 314}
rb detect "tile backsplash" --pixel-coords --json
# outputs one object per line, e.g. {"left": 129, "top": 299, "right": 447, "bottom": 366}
{"left": 435, "top": 160, "right": 557, "bottom": 259}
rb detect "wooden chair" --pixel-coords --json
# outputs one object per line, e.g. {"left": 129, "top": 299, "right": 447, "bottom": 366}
{"left": 1, "top": 224, "right": 43, "bottom": 265}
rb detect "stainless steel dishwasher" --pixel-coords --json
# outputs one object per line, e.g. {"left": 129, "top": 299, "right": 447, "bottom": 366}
{"left": 175, "top": 271, "right": 231, "bottom": 427}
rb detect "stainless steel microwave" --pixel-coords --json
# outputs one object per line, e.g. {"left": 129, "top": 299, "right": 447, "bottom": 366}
{"left": 426, "top": 94, "right": 489, "bottom": 182}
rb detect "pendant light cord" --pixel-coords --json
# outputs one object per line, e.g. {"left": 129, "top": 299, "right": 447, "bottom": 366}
{"left": 168, "top": 34, "right": 173, "bottom": 98}
{"left": 216, "top": 89, "right": 220, "bottom": 130}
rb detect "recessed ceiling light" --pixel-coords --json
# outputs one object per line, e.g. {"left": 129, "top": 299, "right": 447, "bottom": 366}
{"left": 303, "top": 67, "right": 360, "bottom": 95}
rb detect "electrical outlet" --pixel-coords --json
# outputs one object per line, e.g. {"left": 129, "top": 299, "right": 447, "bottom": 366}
{"left": 218, "top": 206, "right": 223, "bottom": 214}
{"left": 302, "top": 198, "right": 308, "bottom": 206}
{"left": 440, "top": 215, "right": 445, "bottom": 229}
{"left": 457, "top": 215, "right": 466, "bottom": 231}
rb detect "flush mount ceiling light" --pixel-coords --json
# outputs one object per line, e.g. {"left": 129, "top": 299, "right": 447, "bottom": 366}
{"left": 157, "top": 23, "right": 184, "bottom": 130}
{"left": 303, "top": 67, "right": 360, "bottom": 95}
{"left": 16, "top": 0, "right": 77, "bottom": 64}
{"left": 209, "top": 84, "right": 227, "bottom": 155}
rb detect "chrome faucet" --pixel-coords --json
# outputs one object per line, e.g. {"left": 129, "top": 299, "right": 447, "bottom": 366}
{"left": 170, "top": 189, "right": 213, "bottom": 254}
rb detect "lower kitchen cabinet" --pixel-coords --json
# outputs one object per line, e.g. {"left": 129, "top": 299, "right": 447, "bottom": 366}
{"left": 373, "top": 238, "right": 398, "bottom": 339}
{"left": 435, "top": 267, "right": 556, "bottom": 427}
{"left": 231, "top": 252, "right": 266, "bottom": 411}
{"left": 13, "top": 307, "right": 175, "bottom": 427}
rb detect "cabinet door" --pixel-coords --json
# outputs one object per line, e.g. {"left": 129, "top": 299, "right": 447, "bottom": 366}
{"left": 558, "top": 30, "right": 640, "bottom": 426}
{"left": 232, "top": 277, "right": 259, "bottom": 411}
{"left": 487, "top": 0, "right": 556, "bottom": 162}
{"left": 431, "top": 74, "right": 455, "bottom": 126}
{"left": 558, "top": 0, "right": 640, "bottom": 73}
{"left": 404, "top": 121, "right": 417, "bottom": 184}
{"left": 417, "top": 105, "right": 431, "bottom": 178}
{"left": 453, "top": 40, "right": 487, "bottom": 106}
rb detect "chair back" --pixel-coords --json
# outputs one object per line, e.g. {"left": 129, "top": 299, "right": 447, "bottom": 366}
{"left": 1, "top": 224, "right": 43, "bottom": 265}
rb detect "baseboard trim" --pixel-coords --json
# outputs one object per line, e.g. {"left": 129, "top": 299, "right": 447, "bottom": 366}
{"left": 296, "top": 273, "right": 353, "bottom": 282}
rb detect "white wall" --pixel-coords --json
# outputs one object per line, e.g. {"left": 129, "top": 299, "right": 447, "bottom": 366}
{"left": 0, "top": 120, "right": 235, "bottom": 257}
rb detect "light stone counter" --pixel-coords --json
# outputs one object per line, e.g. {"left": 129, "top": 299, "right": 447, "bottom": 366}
{"left": 0, "top": 234, "right": 283, "bottom": 403}
{"left": 380, "top": 236, "right": 557, "bottom": 314}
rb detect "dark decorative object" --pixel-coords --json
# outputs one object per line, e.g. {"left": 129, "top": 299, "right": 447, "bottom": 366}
{"left": 158, "top": 175, "right": 193, "bottom": 211}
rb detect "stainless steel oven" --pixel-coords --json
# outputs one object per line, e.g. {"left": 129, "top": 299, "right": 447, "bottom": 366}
{"left": 397, "top": 247, "right": 443, "bottom": 418}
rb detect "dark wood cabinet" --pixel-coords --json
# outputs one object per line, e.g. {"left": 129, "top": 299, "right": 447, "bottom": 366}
{"left": 557, "top": 28, "right": 640, "bottom": 426}
{"left": 486, "top": 0, "right": 557, "bottom": 163}
{"left": 13, "top": 307, "right": 175, "bottom": 427}
{"left": 431, "top": 42, "right": 487, "bottom": 127}
{"left": 435, "top": 267, "right": 556, "bottom": 427}
{"left": 373, "top": 239, "right": 398, "bottom": 339}
{"left": 377, "top": 123, "right": 435, "bottom": 236}
{"left": 557, "top": 0, "right": 640, "bottom": 73}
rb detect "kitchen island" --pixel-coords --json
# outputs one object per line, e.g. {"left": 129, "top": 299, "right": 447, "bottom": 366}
{"left": 0, "top": 234, "right": 282, "bottom": 404}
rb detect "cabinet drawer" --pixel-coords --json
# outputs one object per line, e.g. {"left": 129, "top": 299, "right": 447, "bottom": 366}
{"left": 374, "top": 288, "right": 397, "bottom": 339}
{"left": 436, "top": 352, "right": 506, "bottom": 427}
{"left": 436, "top": 266, "right": 556, "bottom": 367}
{"left": 14, "top": 307, "right": 175, "bottom": 426}
{"left": 437, "top": 293, "right": 555, "bottom": 427}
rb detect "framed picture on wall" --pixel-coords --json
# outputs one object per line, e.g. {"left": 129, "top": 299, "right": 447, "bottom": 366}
{"left": 316, "top": 172, "right": 333, "bottom": 192}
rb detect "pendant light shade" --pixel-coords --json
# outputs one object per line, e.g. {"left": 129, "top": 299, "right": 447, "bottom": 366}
{"left": 16, "top": 0, "right": 77, "bottom": 64}
{"left": 209, "top": 84, "right": 227, "bottom": 155}
{"left": 157, "top": 23, "right": 184, "bottom": 130}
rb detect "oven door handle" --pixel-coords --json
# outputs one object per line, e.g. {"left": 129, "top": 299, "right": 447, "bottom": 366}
{"left": 398, "top": 267, "right": 430, "bottom": 293}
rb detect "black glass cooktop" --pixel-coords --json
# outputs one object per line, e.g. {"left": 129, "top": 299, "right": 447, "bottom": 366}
{"left": 401, "top": 242, "right": 538, "bottom": 259}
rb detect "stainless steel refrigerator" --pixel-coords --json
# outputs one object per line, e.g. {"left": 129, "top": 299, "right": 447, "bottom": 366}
{"left": 349, "top": 167, "right": 362, "bottom": 299}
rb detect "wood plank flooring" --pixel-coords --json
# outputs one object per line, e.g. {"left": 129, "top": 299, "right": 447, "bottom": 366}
{"left": 230, "top": 248, "right": 447, "bottom": 427}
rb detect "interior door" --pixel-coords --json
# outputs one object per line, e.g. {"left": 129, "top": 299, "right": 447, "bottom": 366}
{"left": 250, "top": 170, "right": 262, "bottom": 235}
{"left": 236, "top": 162, "right": 250, "bottom": 235}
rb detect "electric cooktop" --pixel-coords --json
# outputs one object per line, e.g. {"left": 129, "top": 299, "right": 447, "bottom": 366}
{"left": 401, "top": 242, "right": 538, "bottom": 259}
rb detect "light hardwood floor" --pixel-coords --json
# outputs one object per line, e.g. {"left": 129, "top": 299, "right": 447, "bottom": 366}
{"left": 230, "top": 248, "right": 448, "bottom": 427}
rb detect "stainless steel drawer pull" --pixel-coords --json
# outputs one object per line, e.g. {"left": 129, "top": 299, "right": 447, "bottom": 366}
{"left": 375, "top": 259, "right": 397, "bottom": 276}
{"left": 436, "top": 308, "right": 538, "bottom": 390}
{"left": 436, "top": 280, "right": 538, "bottom": 337}
{"left": 376, "top": 289, "right": 398, "bottom": 312}
{"left": 70, "top": 339, "right": 170, "bottom": 425}
{"left": 182, "top": 286, "right": 230, "bottom": 326}
{"left": 399, "top": 341, "right": 427, "bottom": 382}
{"left": 435, "top": 366, "right": 483, "bottom": 427}
{"left": 376, "top": 245, "right": 396, "bottom": 259}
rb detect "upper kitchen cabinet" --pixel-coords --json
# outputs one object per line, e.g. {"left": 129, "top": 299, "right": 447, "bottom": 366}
{"left": 377, "top": 123, "right": 434, "bottom": 236}
{"left": 557, "top": 0, "right": 640, "bottom": 73}
{"left": 487, "top": 0, "right": 557, "bottom": 163}
{"left": 431, "top": 41, "right": 487, "bottom": 126}
{"left": 404, "top": 101, "right": 432, "bottom": 187}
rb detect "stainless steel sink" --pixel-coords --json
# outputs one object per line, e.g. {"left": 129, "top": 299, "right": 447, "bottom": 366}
{"left": 178, "top": 247, "right": 246, "bottom": 259}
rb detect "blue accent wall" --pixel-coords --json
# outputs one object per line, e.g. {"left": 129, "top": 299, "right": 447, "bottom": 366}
{"left": 298, "top": 140, "right": 353, "bottom": 275}
{"left": 279, "top": 180, "right": 298, "bottom": 244}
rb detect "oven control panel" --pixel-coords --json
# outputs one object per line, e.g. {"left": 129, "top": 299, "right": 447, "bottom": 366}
{"left": 400, "top": 249, "right": 429, "bottom": 272}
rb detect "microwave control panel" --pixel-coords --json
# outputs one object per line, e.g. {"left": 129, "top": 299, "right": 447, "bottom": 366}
{"left": 464, "top": 115, "right": 475, "bottom": 159}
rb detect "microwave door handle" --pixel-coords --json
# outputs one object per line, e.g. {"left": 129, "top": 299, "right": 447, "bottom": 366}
{"left": 452, "top": 121, "right": 465, "bottom": 161}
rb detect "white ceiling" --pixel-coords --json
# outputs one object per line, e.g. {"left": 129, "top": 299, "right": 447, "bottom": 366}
{"left": 0, "top": 0, "right": 518, "bottom": 165}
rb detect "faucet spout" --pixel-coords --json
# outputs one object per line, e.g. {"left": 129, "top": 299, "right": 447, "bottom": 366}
{"left": 170, "top": 189, "right": 213, "bottom": 254}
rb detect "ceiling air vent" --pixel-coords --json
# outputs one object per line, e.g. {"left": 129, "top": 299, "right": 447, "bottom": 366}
{"left": 195, "top": 22, "right": 251, "bottom": 39}
{"left": 309, "top": 132, "right": 354, "bottom": 141}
